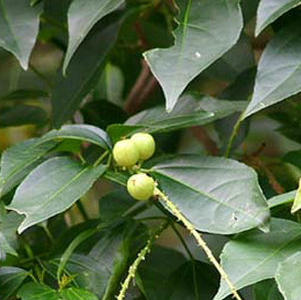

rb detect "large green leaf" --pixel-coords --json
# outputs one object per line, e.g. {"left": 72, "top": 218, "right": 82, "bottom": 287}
{"left": 275, "top": 251, "right": 301, "bottom": 300}
{"left": 0, "top": 105, "right": 48, "bottom": 127}
{"left": 126, "top": 94, "right": 246, "bottom": 132}
{"left": 61, "top": 288, "right": 98, "bottom": 300}
{"left": 0, "top": 0, "right": 41, "bottom": 69}
{"left": 243, "top": 23, "right": 301, "bottom": 119}
{"left": 18, "top": 283, "right": 60, "bottom": 300}
{"left": 0, "top": 138, "right": 57, "bottom": 197}
{"left": 42, "top": 124, "right": 112, "bottom": 149}
{"left": 144, "top": 0, "right": 243, "bottom": 111}
{"left": 7, "top": 157, "right": 106, "bottom": 233}
{"left": 256, "top": 0, "right": 301, "bottom": 36}
{"left": 63, "top": 0, "right": 125, "bottom": 73}
{"left": 152, "top": 155, "right": 269, "bottom": 234}
{"left": 52, "top": 14, "right": 122, "bottom": 128}
{"left": 214, "top": 218, "right": 301, "bottom": 300}
{"left": 0, "top": 267, "right": 28, "bottom": 300}
{"left": 0, "top": 89, "right": 48, "bottom": 102}
{"left": 108, "top": 94, "right": 247, "bottom": 143}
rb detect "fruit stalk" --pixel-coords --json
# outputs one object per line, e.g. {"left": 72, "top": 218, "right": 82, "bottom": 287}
{"left": 154, "top": 187, "right": 242, "bottom": 300}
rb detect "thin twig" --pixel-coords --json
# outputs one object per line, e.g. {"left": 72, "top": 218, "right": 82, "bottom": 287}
{"left": 225, "top": 112, "right": 244, "bottom": 158}
{"left": 116, "top": 221, "right": 169, "bottom": 300}
{"left": 124, "top": 60, "right": 157, "bottom": 115}
{"left": 154, "top": 187, "right": 242, "bottom": 300}
{"left": 190, "top": 126, "right": 219, "bottom": 156}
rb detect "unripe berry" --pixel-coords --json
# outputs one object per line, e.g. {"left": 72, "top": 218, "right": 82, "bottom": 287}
{"left": 127, "top": 173, "right": 155, "bottom": 201}
{"left": 113, "top": 139, "right": 139, "bottom": 167}
{"left": 130, "top": 133, "right": 155, "bottom": 161}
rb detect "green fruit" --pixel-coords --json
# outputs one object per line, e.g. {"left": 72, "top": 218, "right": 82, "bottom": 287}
{"left": 127, "top": 173, "right": 155, "bottom": 201}
{"left": 113, "top": 139, "right": 139, "bottom": 167}
{"left": 131, "top": 133, "right": 155, "bottom": 160}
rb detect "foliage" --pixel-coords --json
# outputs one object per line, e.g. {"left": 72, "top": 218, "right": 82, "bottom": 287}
{"left": 1, "top": 0, "right": 301, "bottom": 299}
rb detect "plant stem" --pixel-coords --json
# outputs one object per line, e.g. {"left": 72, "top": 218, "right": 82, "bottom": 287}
{"left": 93, "top": 150, "right": 109, "bottom": 167}
{"left": 154, "top": 187, "right": 242, "bottom": 300}
{"left": 224, "top": 112, "right": 244, "bottom": 158}
{"left": 116, "top": 221, "right": 169, "bottom": 300}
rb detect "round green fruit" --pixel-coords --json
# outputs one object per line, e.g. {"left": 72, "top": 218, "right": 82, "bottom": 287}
{"left": 112, "top": 139, "right": 139, "bottom": 167}
{"left": 127, "top": 173, "right": 155, "bottom": 201}
{"left": 130, "top": 133, "right": 155, "bottom": 160}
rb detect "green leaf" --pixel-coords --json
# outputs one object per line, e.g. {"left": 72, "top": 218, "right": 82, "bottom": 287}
{"left": 0, "top": 105, "right": 48, "bottom": 127}
{"left": 0, "top": 232, "right": 17, "bottom": 260}
{"left": 57, "top": 228, "right": 97, "bottom": 281}
{"left": 243, "top": 23, "right": 301, "bottom": 119}
{"left": 0, "top": 89, "right": 48, "bottom": 101}
{"left": 268, "top": 190, "right": 296, "bottom": 208}
{"left": 108, "top": 93, "right": 247, "bottom": 143}
{"left": 18, "top": 283, "right": 60, "bottom": 300}
{"left": 253, "top": 280, "right": 283, "bottom": 300}
{"left": 0, "top": 138, "right": 57, "bottom": 197}
{"left": 291, "top": 179, "right": 301, "bottom": 213}
{"left": 137, "top": 246, "right": 187, "bottom": 300}
{"left": 61, "top": 287, "right": 98, "bottom": 300}
{"left": 0, "top": 267, "right": 28, "bottom": 300}
{"left": 89, "top": 221, "right": 148, "bottom": 299}
{"left": 42, "top": 124, "right": 112, "bottom": 150}
{"left": 98, "top": 190, "right": 135, "bottom": 222}
{"left": 0, "top": 0, "right": 41, "bottom": 69}
{"left": 152, "top": 155, "right": 269, "bottom": 234}
{"left": 144, "top": 0, "right": 243, "bottom": 111}
{"left": 163, "top": 261, "right": 219, "bottom": 300}
{"left": 275, "top": 251, "right": 301, "bottom": 300}
{"left": 63, "top": 0, "right": 125, "bottom": 73}
{"left": 256, "top": 0, "right": 301, "bottom": 36}
{"left": 283, "top": 149, "right": 301, "bottom": 169}
{"left": 126, "top": 94, "right": 246, "bottom": 132}
{"left": 51, "top": 14, "right": 122, "bottom": 128}
{"left": 7, "top": 157, "right": 107, "bottom": 233}
{"left": 213, "top": 218, "right": 301, "bottom": 300}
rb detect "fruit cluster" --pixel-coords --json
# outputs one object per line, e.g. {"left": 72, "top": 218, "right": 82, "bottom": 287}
{"left": 112, "top": 133, "right": 156, "bottom": 201}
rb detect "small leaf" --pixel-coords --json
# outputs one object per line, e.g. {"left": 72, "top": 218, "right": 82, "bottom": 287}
{"left": 152, "top": 155, "right": 270, "bottom": 234}
{"left": 51, "top": 14, "right": 122, "bottom": 128}
{"left": 291, "top": 178, "right": 301, "bottom": 213}
{"left": 275, "top": 251, "right": 301, "bottom": 300}
{"left": 256, "top": 0, "right": 301, "bottom": 36}
{"left": 64, "top": 0, "right": 125, "bottom": 73}
{"left": 18, "top": 283, "right": 60, "bottom": 300}
{"left": 0, "top": 267, "right": 28, "bottom": 300}
{"left": 7, "top": 157, "right": 107, "bottom": 233}
{"left": 0, "top": 138, "right": 57, "bottom": 197}
{"left": 214, "top": 218, "right": 301, "bottom": 300}
{"left": 42, "top": 124, "right": 112, "bottom": 150}
{"left": 0, "top": 0, "right": 41, "bottom": 69}
{"left": 144, "top": 0, "right": 243, "bottom": 111}
{"left": 61, "top": 287, "right": 98, "bottom": 300}
{"left": 243, "top": 23, "right": 301, "bottom": 119}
